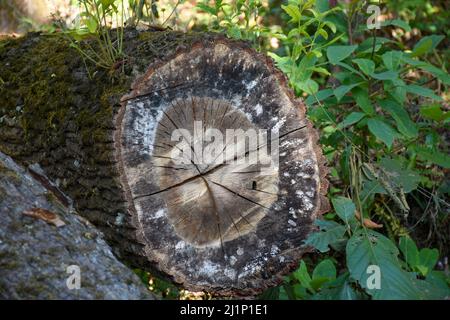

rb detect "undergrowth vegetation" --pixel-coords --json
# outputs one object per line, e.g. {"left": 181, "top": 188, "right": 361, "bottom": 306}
{"left": 195, "top": 0, "right": 449, "bottom": 300}
{"left": 21, "top": 0, "right": 448, "bottom": 299}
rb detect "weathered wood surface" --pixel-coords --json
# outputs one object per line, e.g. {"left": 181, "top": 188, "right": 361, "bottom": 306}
{"left": 0, "top": 151, "right": 155, "bottom": 299}
{"left": 0, "top": 30, "right": 329, "bottom": 296}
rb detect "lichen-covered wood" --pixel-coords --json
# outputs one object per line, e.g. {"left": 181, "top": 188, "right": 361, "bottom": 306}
{"left": 0, "top": 30, "right": 329, "bottom": 296}
{"left": 0, "top": 152, "right": 154, "bottom": 300}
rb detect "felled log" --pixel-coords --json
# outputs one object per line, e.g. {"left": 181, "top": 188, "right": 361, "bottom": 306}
{"left": 0, "top": 151, "right": 154, "bottom": 299}
{"left": 0, "top": 29, "right": 329, "bottom": 296}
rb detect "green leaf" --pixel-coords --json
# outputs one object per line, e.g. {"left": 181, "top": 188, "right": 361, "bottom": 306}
{"left": 318, "top": 28, "right": 328, "bottom": 39}
{"left": 311, "top": 259, "right": 337, "bottom": 290}
{"left": 297, "top": 79, "right": 319, "bottom": 95}
{"left": 401, "top": 56, "right": 450, "bottom": 85}
{"left": 310, "top": 67, "right": 330, "bottom": 76}
{"left": 399, "top": 236, "right": 420, "bottom": 270}
{"left": 381, "top": 19, "right": 411, "bottom": 32}
{"left": 86, "top": 16, "right": 98, "bottom": 34}
{"left": 378, "top": 99, "right": 418, "bottom": 138}
{"left": 406, "top": 85, "right": 443, "bottom": 101}
{"left": 312, "top": 259, "right": 337, "bottom": 280}
{"left": 379, "top": 157, "right": 421, "bottom": 193}
{"left": 227, "top": 25, "right": 242, "bottom": 39}
{"left": 353, "top": 88, "right": 374, "bottom": 115}
{"left": 293, "top": 260, "right": 312, "bottom": 290}
{"left": 388, "top": 78, "right": 407, "bottom": 104}
{"left": 326, "top": 45, "right": 358, "bottom": 64}
{"left": 332, "top": 196, "right": 355, "bottom": 224}
{"left": 413, "top": 146, "right": 450, "bottom": 168}
{"left": 382, "top": 51, "right": 403, "bottom": 70}
{"left": 294, "top": 53, "right": 318, "bottom": 82}
{"left": 311, "top": 274, "right": 363, "bottom": 300}
{"left": 324, "top": 20, "right": 336, "bottom": 33}
{"left": 420, "top": 104, "right": 449, "bottom": 121}
{"left": 304, "top": 220, "right": 347, "bottom": 253}
{"left": 352, "top": 58, "right": 375, "bottom": 75}
{"left": 419, "top": 249, "right": 439, "bottom": 276}
{"left": 282, "top": 4, "right": 301, "bottom": 23}
{"left": 412, "top": 35, "right": 445, "bottom": 57}
{"left": 347, "top": 229, "right": 424, "bottom": 299}
{"left": 305, "top": 89, "right": 334, "bottom": 106}
{"left": 196, "top": 3, "right": 218, "bottom": 15}
{"left": 338, "top": 112, "right": 365, "bottom": 129}
{"left": 333, "top": 83, "right": 361, "bottom": 101}
{"left": 371, "top": 70, "right": 398, "bottom": 80}
{"left": 367, "top": 119, "right": 398, "bottom": 148}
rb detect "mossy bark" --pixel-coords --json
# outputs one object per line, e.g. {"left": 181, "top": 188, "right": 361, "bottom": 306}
{"left": 0, "top": 30, "right": 329, "bottom": 296}
{"left": 0, "top": 29, "right": 215, "bottom": 270}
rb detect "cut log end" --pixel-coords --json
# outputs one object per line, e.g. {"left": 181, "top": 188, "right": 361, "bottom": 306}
{"left": 115, "top": 38, "right": 329, "bottom": 296}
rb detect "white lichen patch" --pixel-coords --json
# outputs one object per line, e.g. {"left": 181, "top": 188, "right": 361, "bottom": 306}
{"left": 199, "top": 260, "right": 220, "bottom": 276}
{"left": 254, "top": 103, "right": 263, "bottom": 116}
{"left": 236, "top": 247, "right": 244, "bottom": 256}
{"left": 270, "top": 245, "right": 279, "bottom": 256}
{"left": 115, "top": 212, "right": 125, "bottom": 226}
{"left": 154, "top": 208, "right": 165, "bottom": 219}
{"left": 175, "top": 241, "right": 186, "bottom": 250}
{"left": 229, "top": 255, "right": 237, "bottom": 266}
{"left": 288, "top": 219, "right": 297, "bottom": 227}
{"left": 289, "top": 207, "right": 297, "bottom": 219}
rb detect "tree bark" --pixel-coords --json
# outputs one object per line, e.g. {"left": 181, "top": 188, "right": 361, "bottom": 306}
{"left": 0, "top": 151, "right": 154, "bottom": 299}
{"left": 0, "top": 29, "right": 329, "bottom": 296}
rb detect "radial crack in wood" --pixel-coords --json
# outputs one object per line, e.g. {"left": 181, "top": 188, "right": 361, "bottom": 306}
{"left": 115, "top": 39, "right": 329, "bottom": 296}
{"left": 0, "top": 31, "right": 329, "bottom": 297}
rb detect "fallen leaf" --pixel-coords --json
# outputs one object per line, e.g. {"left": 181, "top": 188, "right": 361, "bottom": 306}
{"left": 23, "top": 208, "right": 66, "bottom": 227}
{"left": 355, "top": 210, "right": 383, "bottom": 229}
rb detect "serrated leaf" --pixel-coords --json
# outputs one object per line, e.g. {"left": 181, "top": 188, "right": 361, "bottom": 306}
{"left": 332, "top": 196, "right": 355, "bottom": 224}
{"left": 367, "top": 119, "right": 398, "bottom": 148}
{"left": 380, "top": 157, "right": 421, "bottom": 193}
{"left": 347, "top": 229, "right": 424, "bottom": 299}
{"left": 304, "top": 220, "right": 347, "bottom": 253}
{"left": 282, "top": 4, "right": 301, "bottom": 23}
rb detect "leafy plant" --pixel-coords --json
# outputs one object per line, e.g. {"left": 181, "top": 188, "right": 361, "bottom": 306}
{"left": 196, "top": 0, "right": 269, "bottom": 47}
{"left": 282, "top": 197, "right": 450, "bottom": 300}
{"left": 61, "top": 0, "right": 126, "bottom": 70}
{"left": 181, "top": 0, "right": 450, "bottom": 300}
